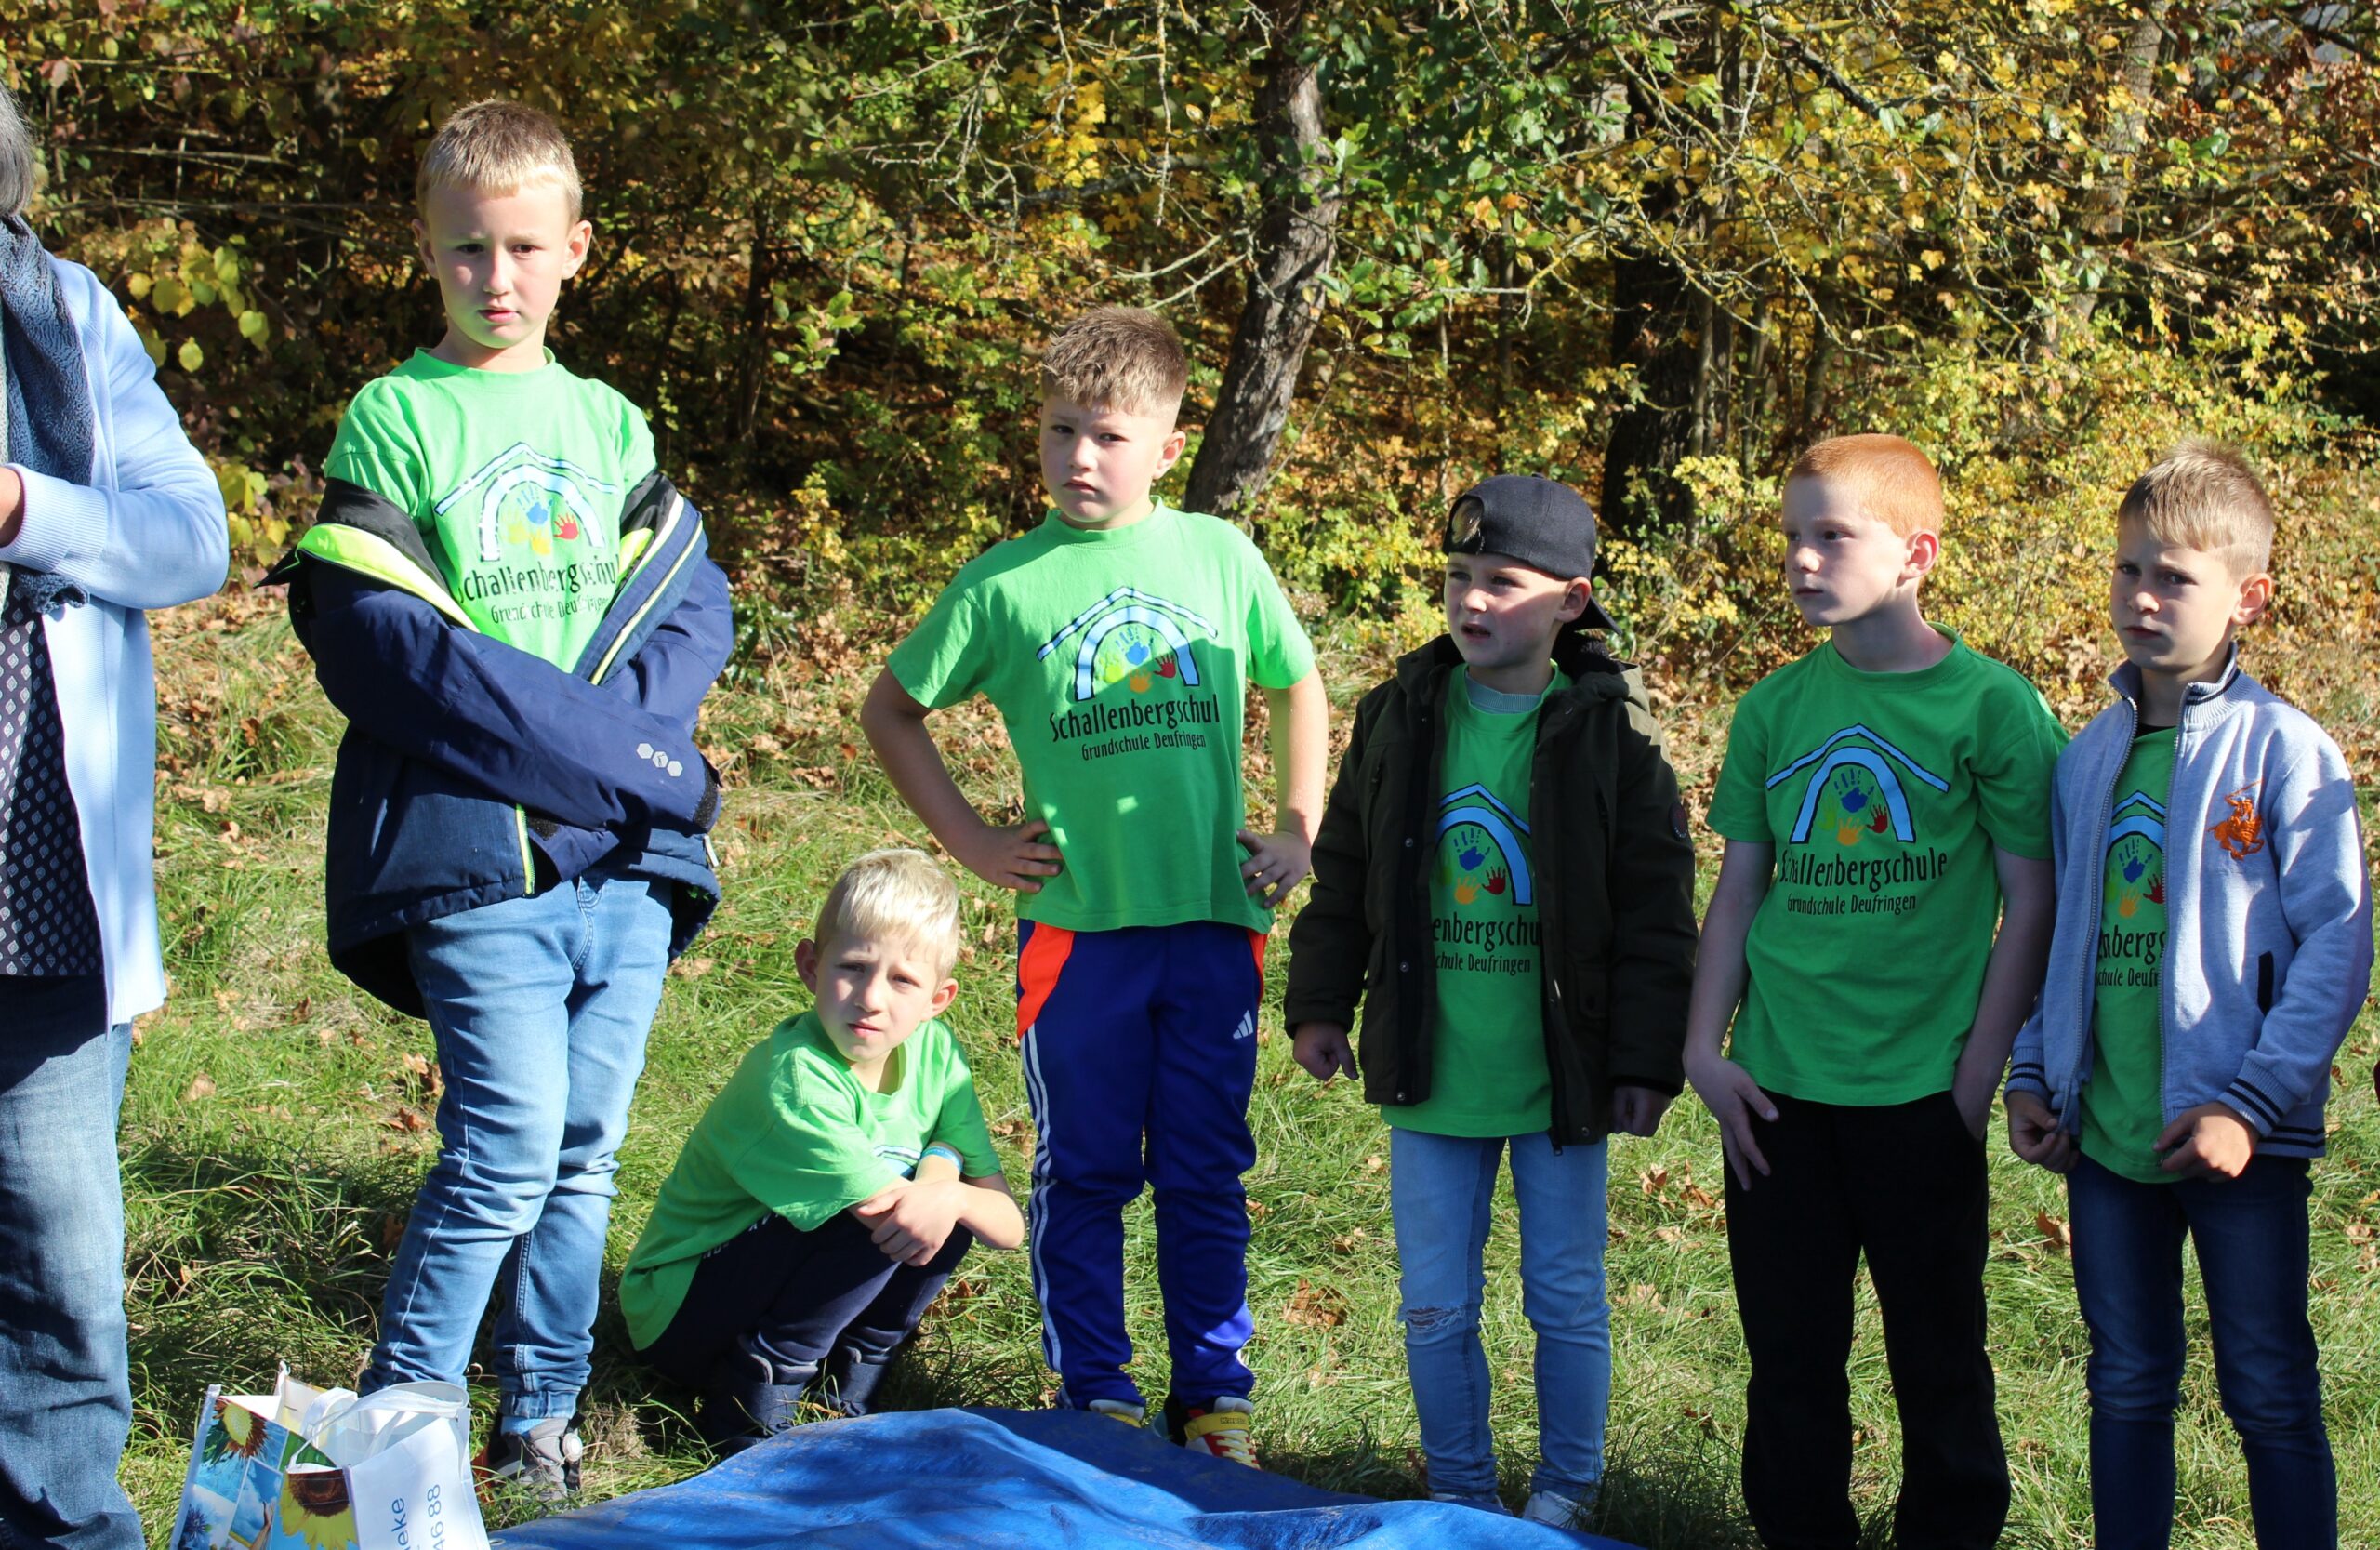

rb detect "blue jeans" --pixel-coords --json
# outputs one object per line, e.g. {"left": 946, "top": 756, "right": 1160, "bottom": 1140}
{"left": 0, "top": 976, "right": 139, "bottom": 1550}
{"left": 2068, "top": 1155, "right": 2334, "bottom": 1550}
{"left": 1389, "top": 1126, "right": 1610, "bottom": 1502}
{"left": 362, "top": 870, "right": 672, "bottom": 1422}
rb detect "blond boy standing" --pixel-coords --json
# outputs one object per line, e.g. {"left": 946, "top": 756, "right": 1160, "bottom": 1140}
{"left": 275, "top": 102, "right": 730, "bottom": 1491}
{"left": 1686, "top": 435, "right": 2065, "bottom": 1548}
{"left": 863, "top": 306, "right": 1326, "bottom": 1463}
{"left": 2006, "top": 444, "right": 2370, "bottom": 1548}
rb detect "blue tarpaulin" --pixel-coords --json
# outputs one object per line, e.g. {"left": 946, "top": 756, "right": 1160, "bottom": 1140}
{"left": 494, "top": 1408, "right": 1642, "bottom": 1549}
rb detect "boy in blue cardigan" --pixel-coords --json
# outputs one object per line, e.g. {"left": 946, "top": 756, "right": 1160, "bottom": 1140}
{"left": 2005, "top": 442, "right": 2373, "bottom": 1549}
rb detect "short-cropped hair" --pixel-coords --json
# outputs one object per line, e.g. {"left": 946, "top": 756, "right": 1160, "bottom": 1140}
{"left": 814, "top": 848, "right": 962, "bottom": 978}
{"left": 1787, "top": 433, "right": 1945, "bottom": 538}
{"left": 2118, "top": 441, "right": 2274, "bottom": 576}
{"left": 416, "top": 100, "right": 582, "bottom": 221}
{"left": 1041, "top": 306, "right": 1189, "bottom": 418}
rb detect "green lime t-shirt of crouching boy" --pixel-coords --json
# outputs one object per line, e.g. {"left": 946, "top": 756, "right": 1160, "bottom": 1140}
{"left": 887, "top": 505, "right": 1316, "bottom": 934}
{"left": 324, "top": 350, "right": 656, "bottom": 669}
{"left": 1388, "top": 668, "right": 1567, "bottom": 1137}
{"left": 1705, "top": 632, "right": 2068, "bottom": 1106}
{"left": 2081, "top": 726, "right": 2178, "bottom": 1183}
{"left": 616, "top": 1010, "right": 1001, "bottom": 1349}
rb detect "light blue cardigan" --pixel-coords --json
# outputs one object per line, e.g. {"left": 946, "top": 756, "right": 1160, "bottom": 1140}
{"left": 2006, "top": 651, "right": 2373, "bottom": 1158}
{"left": 0, "top": 256, "right": 228, "bottom": 1025}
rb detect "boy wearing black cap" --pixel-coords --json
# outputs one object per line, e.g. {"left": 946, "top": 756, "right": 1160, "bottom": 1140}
{"left": 1285, "top": 475, "right": 1698, "bottom": 1526}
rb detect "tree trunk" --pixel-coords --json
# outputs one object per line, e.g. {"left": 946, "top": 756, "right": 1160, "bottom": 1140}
{"left": 732, "top": 205, "right": 774, "bottom": 447}
{"left": 2050, "top": 1, "right": 2168, "bottom": 345}
{"left": 1183, "top": 4, "right": 1340, "bottom": 521}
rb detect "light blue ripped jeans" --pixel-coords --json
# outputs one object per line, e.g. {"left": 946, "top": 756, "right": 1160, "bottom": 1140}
{"left": 1389, "top": 1126, "right": 1611, "bottom": 1503}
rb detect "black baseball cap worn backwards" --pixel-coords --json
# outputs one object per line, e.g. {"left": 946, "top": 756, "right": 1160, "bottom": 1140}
{"left": 1443, "top": 474, "right": 1619, "bottom": 631}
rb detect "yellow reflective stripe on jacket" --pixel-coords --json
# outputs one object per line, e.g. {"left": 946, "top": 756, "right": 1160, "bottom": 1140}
{"left": 298, "top": 523, "right": 544, "bottom": 894}
{"left": 294, "top": 524, "right": 475, "bottom": 630}
{"left": 589, "top": 492, "right": 695, "bottom": 685}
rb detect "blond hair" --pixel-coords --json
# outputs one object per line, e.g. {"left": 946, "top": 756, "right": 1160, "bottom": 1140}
{"left": 2118, "top": 441, "right": 2274, "bottom": 576}
{"left": 1787, "top": 433, "right": 1945, "bottom": 538}
{"left": 1040, "top": 306, "right": 1189, "bottom": 418}
{"left": 416, "top": 100, "right": 582, "bottom": 220}
{"left": 814, "top": 848, "right": 962, "bottom": 978}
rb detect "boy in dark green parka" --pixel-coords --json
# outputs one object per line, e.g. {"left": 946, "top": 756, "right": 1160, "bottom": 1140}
{"left": 1284, "top": 476, "right": 1696, "bottom": 1524}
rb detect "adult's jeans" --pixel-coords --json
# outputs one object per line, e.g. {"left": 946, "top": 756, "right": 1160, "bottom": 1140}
{"left": 1724, "top": 1091, "right": 2007, "bottom": 1550}
{"left": 362, "top": 869, "right": 672, "bottom": 1422}
{"left": 637, "top": 1210, "right": 973, "bottom": 1416}
{"left": 2068, "top": 1154, "right": 2334, "bottom": 1550}
{"left": 1389, "top": 1126, "right": 1611, "bottom": 1503}
{"left": 0, "top": 974, "right": 139, "bottom": 1550}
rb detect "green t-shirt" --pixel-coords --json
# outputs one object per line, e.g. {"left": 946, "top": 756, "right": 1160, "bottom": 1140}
{"left": 325, "top": 350, "right": 656, "bottom": 669}
{"left": 2082, "top": 726, "right": 2177, "bottom": 1183}
{"left": 1388, "top": 669, "right": 1562, "bottom": 1136}
{"left": 616, "top": 1010, "right": 1000, "bottom": 1349}
{"left": 887, "top": 505, "right": 1316, "bottom": 933}
{"left": 1705, "top": 632, "right": 2067, "bottom": 1105}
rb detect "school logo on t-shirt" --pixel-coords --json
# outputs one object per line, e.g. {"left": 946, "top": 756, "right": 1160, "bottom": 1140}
{"left": 2101, "top": 788, "right": 2166, "bottom": 983}
{"left": 1765, "top": 724, "right": 1956, "bottom": 911}
{"left": 1039, "top": 585, "right": 1223, "bottom": 760}
{"left": 442, "top": 442, "right": 615, "bottom": 563}
{"left": 1437, "top": 783, "right": 1535, "bottom": 907}
{"left": 433, "top": 442, "right": 623, "bottom": 633}
{"left": 1433, "top": 782, "right": 1539, "bottom": 975}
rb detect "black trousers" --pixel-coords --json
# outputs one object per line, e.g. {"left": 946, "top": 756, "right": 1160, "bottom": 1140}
{"left": 1725, "top": 1091, "right": 2009, "bottom": 1550}
{"left": 636, "top": 1209, "right": 972, "bottom": 1411}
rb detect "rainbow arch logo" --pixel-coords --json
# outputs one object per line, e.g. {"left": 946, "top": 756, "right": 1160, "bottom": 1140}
{"left": 1765, "top": 723, "right": 1950, "bottom": 845}
{"left": 1035, "top": 586, "right": 1217, "bottom": 701}
{"left": 1437, "top": 782, "right": 1534, "bottom": 907}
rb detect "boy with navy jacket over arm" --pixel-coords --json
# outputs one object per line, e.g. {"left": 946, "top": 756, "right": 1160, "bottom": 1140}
{"left": 273, "top": 102, "right": 729, "bottom": 1494}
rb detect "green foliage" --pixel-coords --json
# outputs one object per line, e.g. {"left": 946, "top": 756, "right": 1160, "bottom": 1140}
{"left": 9, "top": 1, "right": 2376, "bottom": 646}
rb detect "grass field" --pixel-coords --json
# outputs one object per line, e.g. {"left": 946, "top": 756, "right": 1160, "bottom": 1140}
{"left": 112, "top": 592, "right": 2380, "bottom": 1548}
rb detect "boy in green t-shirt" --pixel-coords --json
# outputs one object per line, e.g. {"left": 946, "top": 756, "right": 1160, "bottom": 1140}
{"left": 274, "top": 102, "right": 730, "bottom": 1493}
{"left": 623, "top": 850, "right": 1023, "bottom": 1448}
{"left": 1284, "top": 477, "right": 1698, "bottom": 1527}
{"left": 861, "top": 306, "right": 1327, "bottom": 1463}
{"left": 1686, "top": 435, "right": 2065, "bottom": 1548}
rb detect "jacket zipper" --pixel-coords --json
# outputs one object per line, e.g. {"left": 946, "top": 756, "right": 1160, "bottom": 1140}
{"left": 2065, "top": 695, "right": 2134, "bottom": 1125}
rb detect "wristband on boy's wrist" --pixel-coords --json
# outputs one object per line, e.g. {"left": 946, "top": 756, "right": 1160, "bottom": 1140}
{"left": 922, "top": 1142, "right": 965, "bottom": 1170}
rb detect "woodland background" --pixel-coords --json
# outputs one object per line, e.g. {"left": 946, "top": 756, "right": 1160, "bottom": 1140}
{"left": 7, "top": 4, "right": 2380, "bottom": 1546}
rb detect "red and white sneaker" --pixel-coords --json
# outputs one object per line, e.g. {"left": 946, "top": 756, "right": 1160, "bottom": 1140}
{"left": 1167, "top": 1395, "right": 1256, "bottom": 1468}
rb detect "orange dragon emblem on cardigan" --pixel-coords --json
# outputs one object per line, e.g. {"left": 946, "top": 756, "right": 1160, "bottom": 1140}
{"left": 2210, "top": 784, "right": 2266, "bottom": 860}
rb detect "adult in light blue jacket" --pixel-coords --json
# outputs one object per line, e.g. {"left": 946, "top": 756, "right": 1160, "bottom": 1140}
{"left": 0, "top": 85, "right": 229, "bottom": 1550}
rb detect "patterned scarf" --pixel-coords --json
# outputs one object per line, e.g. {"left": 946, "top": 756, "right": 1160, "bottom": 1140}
{"left": 0, "top": 213, "right": 93, "bottom": 613}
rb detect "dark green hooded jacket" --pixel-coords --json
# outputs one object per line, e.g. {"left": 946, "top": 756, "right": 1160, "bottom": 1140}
{"left": 1284, "top": 631, "right": 1698, "bottom": 1144}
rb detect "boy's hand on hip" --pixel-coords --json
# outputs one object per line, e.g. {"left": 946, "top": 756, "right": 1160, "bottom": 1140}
{"left": 953, "top": 817, "right": 1064, "bottom": 894}
{"left": 1237, "top": 828, "right": 1312, "bottom": 908}
{"left": 1686, "top": 1050, "right": 1776, "bottom": 1189}
{"left": 1290, "top": 1021, "right": 1357, "bottom": 1083}
{"left": 853, "top": 1178, "right": 966, "bottom": 1265}
{"left": 2157, "top": 1103, "right": 2257, "bottom": 1181}
{"left": 2003, "top": 1090, "right": 2076, "bottom": 1172}
{"left": 1609, "top": 1085, "right": 1673, "bottom": 1138}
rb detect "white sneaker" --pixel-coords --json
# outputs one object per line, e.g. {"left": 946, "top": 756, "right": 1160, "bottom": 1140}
{"left": 1520, "top": 1486, "right": 1589, "bottom": 1528}
{"left": 1430, "top": 1489, "right": 1514, "bottom": 1515}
